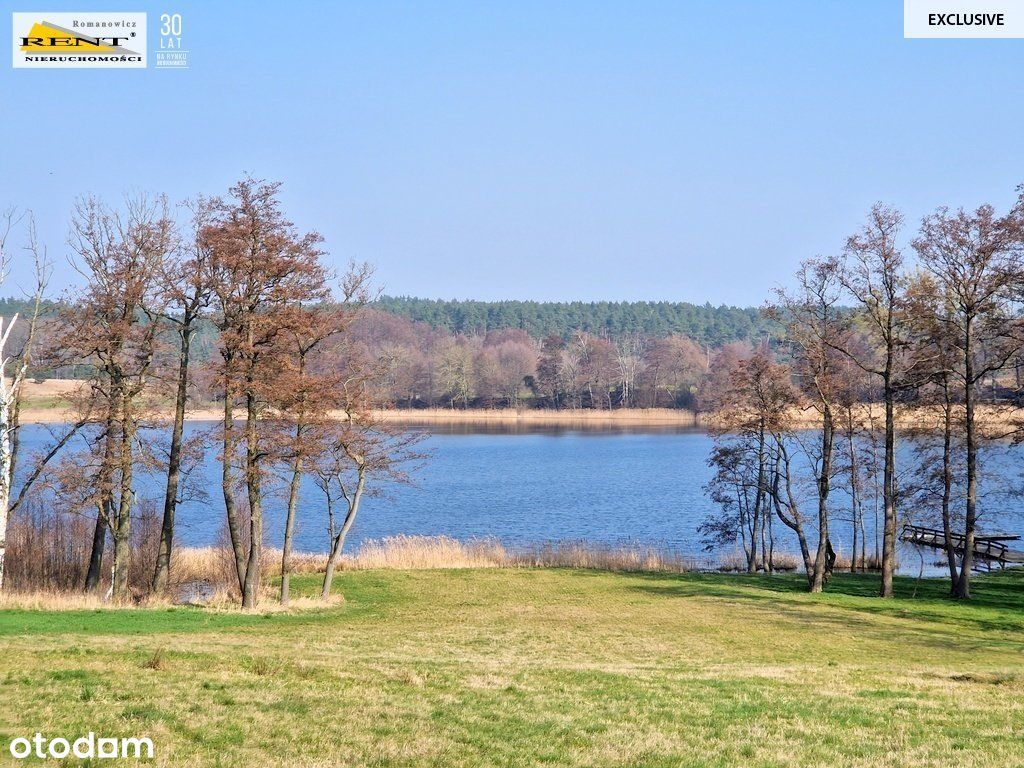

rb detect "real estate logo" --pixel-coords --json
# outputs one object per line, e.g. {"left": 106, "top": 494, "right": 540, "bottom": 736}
{"left": 11, "top": 12, "right": 146, "bottom": 68}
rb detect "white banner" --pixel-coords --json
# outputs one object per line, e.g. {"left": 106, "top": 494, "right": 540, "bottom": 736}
{"left": 905, "top": 0, "right": 1024, "bottom": 37}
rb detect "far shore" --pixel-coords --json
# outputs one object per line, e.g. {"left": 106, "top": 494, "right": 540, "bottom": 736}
{"left": 14, "top": 380, "right": 1024, "bottom": 432}
{"left": 17, "top": 404, "right": 704, "bottom": 428}
{"left": 372, "top": 407, "right": 701, "bottom": 427}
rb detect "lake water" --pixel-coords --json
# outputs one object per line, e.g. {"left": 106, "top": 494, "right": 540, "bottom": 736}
{"left": 17, "top": 422, "right": 1024, "bottom": 567}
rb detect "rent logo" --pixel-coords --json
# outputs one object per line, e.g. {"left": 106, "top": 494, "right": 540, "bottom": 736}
{"left": 12, "top": 12, "right": 146, "bottom": 68}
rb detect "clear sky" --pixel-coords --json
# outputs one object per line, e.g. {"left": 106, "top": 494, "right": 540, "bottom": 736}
{"left": 1, "top": 1, "right": 1022, "bottom": 305}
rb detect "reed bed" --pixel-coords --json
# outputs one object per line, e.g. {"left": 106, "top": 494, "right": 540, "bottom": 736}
{"left": 343, "top": 535, "right": 510, "bottom": 569}
{"left": 512, "top": 539, "right": 706, "bottom": 572}
{"left": 340, "top": 535, "right": 713, "bottom": 572}
{"left": 716, "top": 550, "right": 802, "bottom": 572}
{"left": 715, "top": 548, "right": 884, "bottom": 573}
{"left": 5, "top": 506, "right": 817, "bottom": 606}
{"left": 0, "top": 589, "right": 138, "bottom": 611}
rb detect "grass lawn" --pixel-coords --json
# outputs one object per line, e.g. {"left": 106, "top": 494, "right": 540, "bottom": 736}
{"left": 0, "top": 568, "right": 1022, "bottom": 767}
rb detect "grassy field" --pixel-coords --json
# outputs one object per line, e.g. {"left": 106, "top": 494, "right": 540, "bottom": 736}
{"left": 0, "top": 569, "right": 1022, "bottom": 767}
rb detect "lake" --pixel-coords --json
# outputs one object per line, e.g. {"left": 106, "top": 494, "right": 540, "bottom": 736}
{"left": 17, "top": 422, "right": 1024, "bottom": 567}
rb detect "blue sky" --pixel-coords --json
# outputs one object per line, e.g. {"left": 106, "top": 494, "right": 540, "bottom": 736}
{"left": 1, "top": 1, "right": 1022, "bottom": 305}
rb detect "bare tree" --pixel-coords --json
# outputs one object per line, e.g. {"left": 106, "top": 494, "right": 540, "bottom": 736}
{"left": 614, "top": 334, "right": 646, "bottom": 407}
{"left": 770, "top": 259, "right": 847, "bottom": 591}
{"left": 274, "top": 263, "right": 374, "bottom": 607}
{"left": 536, "top": 334, "right": 565, "bottom": 408}
{"left": 831, "top": 343, "right": 872, "bottom": 573}
{"left": 912, "top": 198, "right": 1024, "bottom": 599}
{"left": 436, "top": 337, "right": 475, "bottom": 408}
{"left": 704, "top": 349, "right": 798, "bottom": 573}
{"left": 833, "top": 205, "right": 916, "bottom": 597}
{"left": 57, "top": 194, "right": 172, "bottom": 600}
{"left": 151, "top": 198, "right": 213, "bottom": 594}
{"left": 639, "top": 335, "right": 705, "bottom": 408}
{"left": 315, "top": 418, "right": 425, "bottom": 600}
{"left": 905, "top": 272, "right": 964, "bottom": 586}
{"left": 206, "top": 177, "right": 328, "bottom": 608}
{"left": 0, "top": 210, "right": 54, "bottom": 588}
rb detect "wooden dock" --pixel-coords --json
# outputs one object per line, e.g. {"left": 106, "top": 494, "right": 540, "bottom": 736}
{"left": 901, "top": 523, "right": 1024, "bottom": 570}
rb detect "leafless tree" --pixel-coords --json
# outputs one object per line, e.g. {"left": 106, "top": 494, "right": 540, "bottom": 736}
{"left": 833, "top": 205, "right": 916, "bottom": 597}
{"left": 770, "top": 258, "right": 847, "bottom": 591}
{"left": 704, "top": 349, "right": 798, "bottom": 573}
{"left": 0, "top": 210, "right": 56, "bottom": 588}
{"left": 273, "top": 262, "right": 375, "bottom": 607}
{"left": 55, "top": 194, "right": 172, "bottom": 600}
{"left": 315, "top": 418, "right": 425, "bottom": 600}
{"left": 912, "top": 198, "right": 1024, "bottom": 599}
{"left": 206, "top": 177, "right": 328, "bottom": 607}
{"left": 151, "top": 198, "right": 213, "bottom": 594}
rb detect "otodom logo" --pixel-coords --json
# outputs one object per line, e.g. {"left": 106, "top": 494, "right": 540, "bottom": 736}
{"left": 12, "top": 12, "right": 146, "bottom": 68}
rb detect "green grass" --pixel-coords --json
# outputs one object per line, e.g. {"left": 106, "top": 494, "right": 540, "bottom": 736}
{"left": 1, "top": 568, "right": 1023, "bottom": 767}
{"left": 19, "top": 395, "right": 68, "bottom": 410}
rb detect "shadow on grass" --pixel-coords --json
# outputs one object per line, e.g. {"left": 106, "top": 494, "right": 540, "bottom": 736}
{"left": 624, "top": 569, "right": 1024, "bottom": 640}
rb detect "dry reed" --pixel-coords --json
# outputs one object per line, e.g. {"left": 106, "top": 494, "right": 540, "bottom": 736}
{"left": 6, "top": 501, "right": 815, "bottom": 608}
{"left": 338, "top": 535, "right": 714, "bottom": 573}
{"left": 343, "top": 535, "right": 509, "bottom": 569}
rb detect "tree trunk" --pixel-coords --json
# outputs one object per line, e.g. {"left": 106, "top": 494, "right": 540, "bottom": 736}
{"left": 748, "top": 425, "right": 766, "bottom": 572}
{"left": 86, "top": 405, "right": 118, "bottom": 593}
{"left": 110, "top": 520, "right": 131, "bottom": 601}
{"left": 880, "top": 374, "right": 897, "bottom": 598}
{"left": 737, "top": 487, "right": 751, "bottom": 565}
{"left": 152, "top": 324, "right": 193, "bottom": 594}
{"left": 955, "top": 322, "right": 976, "bottom": 600}
{"left": 110, "top": 408, "right": 136, "bottom": 602}
{"left": 0, "top": 486, "right": 8, "bottom": 592}
{"left": 280, "top": 453, "right": 303, "bottom": 607}
{"left": 940, "top": 384, "right": 958, "bottom": 588}
{"left": 847, "top": 414, "right": 862, "bottom": 573}
{"left": 772, "top": 448, "right": 813, "bottom": 574}
{"left": 85, "top": 502, "right": 107, "bottom": 592}
{"left": 810, "top": 406, "right": 834, "bottom": 593}
{"left": 242, "top": 392, "right": 262, "bottom": 608}
{"left": 221, "top": 387, "right": 247, "bottom": 597}
{"left": 280, "top": 350, "right": 310, "bottom": 608}
{"left": 0, "top": 400, "right": 11, "bottom": 589}
{"left": 320, "top": 471, "right": 365, "bottom": 600}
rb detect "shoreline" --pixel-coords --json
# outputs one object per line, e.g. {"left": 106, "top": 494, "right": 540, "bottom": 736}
{"left": 371, "top": 407, "right": 701, "bottom": 428}
{"left": 17, "top": 406, "right": 703, "bottom": 427}
{"left": 18, "top": 403, "right": 1024, "bottom": 432}
{"left": 15, "top": 381, "right": 1024, "bottom": 431}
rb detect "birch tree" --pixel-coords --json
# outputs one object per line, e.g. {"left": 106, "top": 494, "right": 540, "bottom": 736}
{"left": 0, "top": 210, "right": 51, "bottom": 588}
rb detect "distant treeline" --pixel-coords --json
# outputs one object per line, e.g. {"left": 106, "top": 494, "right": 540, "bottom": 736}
{"left": 1, "top": 296, "right": 779, "bottom": 349}
{"left": 373, "top": 296, "right": 779, "bottom": 347}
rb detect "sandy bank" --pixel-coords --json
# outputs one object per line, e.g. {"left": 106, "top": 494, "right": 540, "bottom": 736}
{"left": 16, "top": 404, "right": 702, "bottom": 427}
{"left": 14, "top": 380, "right": 1024, "bottom": 432}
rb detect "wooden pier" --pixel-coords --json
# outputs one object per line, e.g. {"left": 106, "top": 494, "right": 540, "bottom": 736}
{"left": 901, "top": 523, "right": 1024, "bottom": 570}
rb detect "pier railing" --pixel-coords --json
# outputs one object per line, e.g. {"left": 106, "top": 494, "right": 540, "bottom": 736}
{"left": 900, "top": 523, "right": 1023, "bottom": 570}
